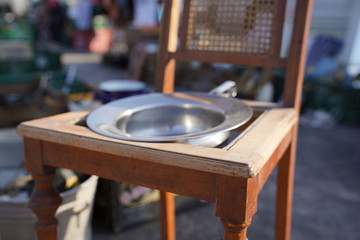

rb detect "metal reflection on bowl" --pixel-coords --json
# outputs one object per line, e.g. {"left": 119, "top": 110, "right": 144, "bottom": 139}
{"left": 115, "top": 104, "right": 226, "bottom": 138}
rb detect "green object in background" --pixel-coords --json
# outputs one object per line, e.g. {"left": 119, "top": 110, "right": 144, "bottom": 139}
{"left": 0, "top": 70, "right": 88, "bottom": 94}
{"left": 0, "top": 72, "right": 38, "bottom": 85}
{"left": 0, "top": 43, "right": 87, "bottom": 95}
{"left": 0, "top": 19, "right": 34, "bottom": 41}
{"left": 0, "top": 45, "right": 62, "bottom": 81}
{"left": 34, "top": 46, "right": 62, "bottom": 71}
{"left": 303, "top": 82, "right": 360, "bottom": 125}
{"left": 0, "top": 60, "right": 36, "bottom": 75}
{"left": 49, "top": 70, "right": 88, "bottom": 94}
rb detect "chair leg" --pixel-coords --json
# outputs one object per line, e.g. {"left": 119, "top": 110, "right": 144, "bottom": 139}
{"left": 275, "top": 129, "right": 297, "bottom": 240}
{"left": 221, "top": 219, "right": 252, "bottom": 240}
{"left": 160, "top": 191, "right": 176, "bottom": 240}
{"left": 216, "top": 176, "right": 258, "bottom": 240}
{"left": 29, "top": 167, "right": 62, "bottom": 240}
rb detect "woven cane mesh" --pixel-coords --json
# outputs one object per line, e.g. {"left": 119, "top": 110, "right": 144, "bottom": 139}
{"left": 185, "top": 0, "right": 279, "bottom": 55}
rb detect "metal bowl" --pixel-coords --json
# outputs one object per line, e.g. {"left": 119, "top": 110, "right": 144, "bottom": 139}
{"left": 86, "top": 92, "right": 253, "bottom": 147}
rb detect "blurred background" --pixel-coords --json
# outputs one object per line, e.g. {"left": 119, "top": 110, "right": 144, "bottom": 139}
{"left": 0, "top": 0, "right": 359, "bottom": 240}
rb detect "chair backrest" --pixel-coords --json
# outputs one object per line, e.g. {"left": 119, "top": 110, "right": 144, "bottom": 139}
{"left": 155, "top": 0, "right": 313, "bottom": 112}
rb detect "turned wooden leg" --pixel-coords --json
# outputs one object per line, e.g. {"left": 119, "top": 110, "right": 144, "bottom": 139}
{"left": 275, "top": 128, "right": 298, "bottom": 240}
{"left": 222, "top": 219, "right": 252, "bottom": 240}
{"left": 29, "top": 167, "right": 62, "bottom": 240}
{"left": 216, "top": 176, "right": 258, "bottom": 240}
{"left": 160, "top": 191, "right": 176, "bottom": 240}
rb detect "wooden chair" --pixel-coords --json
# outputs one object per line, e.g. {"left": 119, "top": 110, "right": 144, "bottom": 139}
{"left": 155, "top": 0, "right": 313, "bottom": 239}
{"left": 17, "top": 0, "right": 313, "bottom": 240}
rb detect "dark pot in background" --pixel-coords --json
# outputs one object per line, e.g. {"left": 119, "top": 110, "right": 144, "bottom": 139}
{"left": 94, "top": 79, "right": 146, "bottom": 103}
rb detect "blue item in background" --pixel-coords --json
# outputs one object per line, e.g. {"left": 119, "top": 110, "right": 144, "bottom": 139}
{"left": 306, "top": 35, "right": 343, "bottom": 68}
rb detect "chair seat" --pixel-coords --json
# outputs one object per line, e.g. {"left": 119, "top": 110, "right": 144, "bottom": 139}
{"left": 17, "top": 102, "right": 296, "bottom": 179}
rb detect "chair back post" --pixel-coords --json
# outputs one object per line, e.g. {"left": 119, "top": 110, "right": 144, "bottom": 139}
{"left": 155, "top": 0, "right": 181, "bottom": 93}
{"left": 155, "top": 0, "right": 314, "bottom": 112}
{"left": 282, "top": 0, "right": 313, "bottom": 112}
{"left": 271, "top": 0, "right": 288, "bottom": 57}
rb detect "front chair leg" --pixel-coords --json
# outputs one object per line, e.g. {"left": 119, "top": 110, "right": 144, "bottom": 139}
{"left": 221, "top": 219, "right": 252, "bottom": 240}
{"left": 29, "top": 167, "right": 62, "bottom": 240}
{"left": 275, "top": 130, "right": 297, "bottom": 240}
{"left": 216, "top": 176, "right": 258, "bottom": 240}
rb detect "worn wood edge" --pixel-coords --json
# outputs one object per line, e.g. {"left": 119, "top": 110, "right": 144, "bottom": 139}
{"left": 226, "top": 108, "right": 298, "bottom": 177}
{"left": 18, "top": 124, "right": 256, "bottom": 178}
{"left": 16, "top": 108, "right": 294, "bottom": 178}
{"left": 17, "top": 120, "right": 250, "bottom": 166}
{"left": 17, "top": 111, "right": 89, "bottom": 129}
{"left": 17, "top": 113, "right": 258, "bottom": 178}
{"left": 255, "top": 126, "right": 293, "bottom": 192}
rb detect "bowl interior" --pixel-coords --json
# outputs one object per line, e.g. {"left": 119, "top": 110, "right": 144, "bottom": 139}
{"left": 115, "top": 104, "right": 225, "bottom": 138}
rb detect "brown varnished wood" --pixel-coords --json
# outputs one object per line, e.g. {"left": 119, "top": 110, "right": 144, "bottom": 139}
{"left": 155, "top": 0, "right": 180, "bottom": 93}
{"left": 282, "top": 0, "right": 314, "bottom": 111}
{"left": 271, "top": 0, "right": 288, "bottom": 56}
{"left": 275, "top": 126, "right": 298, "bottom": 240}
{"left": 41, "top": 141, "right": 216, "bottom": 202}
{"left": 157, "top": 58, "right": 176, "bottom": 93}
{"left": 274, "top": 1, "right": 313, "bottom": 238}
{"left": 178, "top": 0, "right": 191, "bottom": 52}
{"left": 18, "top": 97, "right": 302, "bottom": 240}
{"left": 221, "top": 220, "right": 252, "bottom": 240}
{"left": 24, "top": 138, "right": 62, "bottom": 240}
{"left": 21, "top": 112, "right": 295, "bottom": 240}
{"left": 17, "top": 0, "right": 314, "bottom": 239}
{"left": 18, "top": 109, "right": 296, "bottom": 240}
{"left": 24, "top": 138, "right": 45, "bottom": 173}
{"left": 154, "top": 0, "right": 172, "bottom": 92}
{"left": 224, "top": 109, "right": 297, "bottom": 178}
{"left": 215, "top": 175, "right": 258, "bottom": 240}
{"left": 18, "top": 109, "right": 297, "bottom": 178}
{"left": 167, "top": 0, "right": 181, "bottom": 53}
{"left": 29, "top": 168, "right": 62, "bottom": 240}
{"left": 160, "top": 192, "right": 176, "bottom": 240}
{"left": 253, "top": 122, "right": 293, "bottom": 193}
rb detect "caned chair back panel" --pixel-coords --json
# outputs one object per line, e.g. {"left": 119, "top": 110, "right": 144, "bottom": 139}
{"left": 156, "top": 0, "right": 313, "bottom": 111}
{"left": 180, "top": 0, "right": 286, "bottom": 57}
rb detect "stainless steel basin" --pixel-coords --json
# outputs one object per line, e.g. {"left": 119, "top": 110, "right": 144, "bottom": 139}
{"left": 116, "top": 105, "right": 225, "bottom": 137}
{"left": 87, "top": 92, "right": 253, "bottom": 147}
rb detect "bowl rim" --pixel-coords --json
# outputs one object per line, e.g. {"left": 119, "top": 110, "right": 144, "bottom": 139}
{"left": 86, "top": 92, "right": 253, "bottom": 142}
